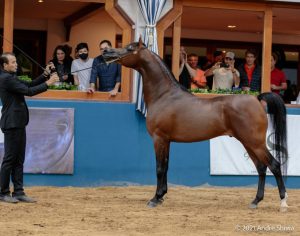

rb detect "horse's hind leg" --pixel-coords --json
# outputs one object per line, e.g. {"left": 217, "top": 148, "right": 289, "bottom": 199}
{"left": 267, "top": 153, "right": 288, "bottom": 212}
{"left": 247, "top": 146, "right": 288, "bottom": 211}
{"left": 250, "top": 161, "right": 267, "bottom": 209}
{"left": 147, "top": 135, "right": 170, "bottom": 208}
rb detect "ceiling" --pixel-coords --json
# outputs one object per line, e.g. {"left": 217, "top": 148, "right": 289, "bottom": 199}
{"left": 181, "top": 6, "right": 300, "bottom": 36}
{"left": 1, "top": 0, "right": 300, "bottom": 36}
{"left": 0, "top": 0, "right": 92, "bottom": 19}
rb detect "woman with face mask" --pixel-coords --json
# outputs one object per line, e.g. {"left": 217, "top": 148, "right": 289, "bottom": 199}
{"left": 71, "top": 42, "right": 94, "bottom": 91}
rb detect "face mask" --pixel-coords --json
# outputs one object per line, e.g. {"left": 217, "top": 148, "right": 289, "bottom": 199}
{"left": 78, "top": 53, "right": 88, "bottom": 60}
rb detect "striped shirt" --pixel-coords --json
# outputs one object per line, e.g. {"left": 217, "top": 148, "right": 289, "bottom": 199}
{"left": 71, "top": 58, "right": 94, "bottom": 91}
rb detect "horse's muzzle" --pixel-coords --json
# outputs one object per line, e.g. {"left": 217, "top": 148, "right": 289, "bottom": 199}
{"left": 102, "top": 50, "right": 120, "bottom": 62}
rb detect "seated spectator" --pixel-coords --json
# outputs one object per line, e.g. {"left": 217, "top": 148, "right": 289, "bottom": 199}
{"left": 180, "top": 52, "right": 206, "bottom": 89}
{"left": 204, "top": 50, "right": 223, "bottom": 90}
{"left": 212, "top": 51, "right": 240, "bottom": 90}
{"left": 271, "top": 52, "right": 287, "bottom": 95}
{"left": 50, "top": 45, "right": 74, "bottom": 84}
{"left": 71, "top": 42, "right": 94, "bottom": 91}
{"left": 89, "top": 40, "right": 121, "bottom": 96}
{"left": 238, "top": 49, "right": 261, "bottom": 92}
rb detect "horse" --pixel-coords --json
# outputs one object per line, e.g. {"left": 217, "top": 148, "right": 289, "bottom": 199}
{"left": 103, "top": 38, "right": 289, "bottom": 211}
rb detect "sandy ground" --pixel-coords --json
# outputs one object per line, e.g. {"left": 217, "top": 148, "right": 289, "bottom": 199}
{"left": 0, "top": 186, "right": 299, "bottom": 236}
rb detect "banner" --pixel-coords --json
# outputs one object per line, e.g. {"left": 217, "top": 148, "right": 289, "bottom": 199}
{"left": 0, "top": 107, "right": 74, "bottom": 174}
{"left": 210, "top": 115, "right": 300, "bottom": 176}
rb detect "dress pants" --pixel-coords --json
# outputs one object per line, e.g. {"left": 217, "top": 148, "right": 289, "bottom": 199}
{"left": 0, "top": 127, "right": 26, "bottom": 196}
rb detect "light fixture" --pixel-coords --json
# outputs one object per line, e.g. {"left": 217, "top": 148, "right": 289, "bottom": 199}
{"left": 227, "top": 25, "right": 236, "bottom": 29}
{"left": 38, "top": 0, "right": 44, "bottom": 3}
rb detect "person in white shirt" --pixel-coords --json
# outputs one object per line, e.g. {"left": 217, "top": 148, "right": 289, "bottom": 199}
{"left": 71, "top": 42, "right": 94, "bottom": 91}
{"left": 211, "top": 51, "right": 240, "bottom": 90}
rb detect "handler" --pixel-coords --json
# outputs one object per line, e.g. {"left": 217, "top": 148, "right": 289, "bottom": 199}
{"left": 0, "top": 52, "right": 59, "bottom": 203}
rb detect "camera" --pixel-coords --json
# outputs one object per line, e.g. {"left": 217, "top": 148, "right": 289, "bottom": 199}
{"left": 47, "top": 61, "right": 57, "bottom": 75}
{"left": 50, "top": 67, "right": 57, "bottom": 74}
{"left": 220, "top": 63, "right": 229, "bottom": 68}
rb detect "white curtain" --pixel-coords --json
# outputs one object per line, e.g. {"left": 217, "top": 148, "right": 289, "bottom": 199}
{"left": 136, "top": 0, "right": 167, "bottom": 116}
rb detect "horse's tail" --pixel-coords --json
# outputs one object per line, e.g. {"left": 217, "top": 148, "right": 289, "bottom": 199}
{"left": 257, "top": 92, "right": 288, "bottom": 175}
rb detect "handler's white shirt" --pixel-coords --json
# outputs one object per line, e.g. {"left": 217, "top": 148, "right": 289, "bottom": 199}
{"left": 71, "top": 58, "right": 94, "bottom": 91}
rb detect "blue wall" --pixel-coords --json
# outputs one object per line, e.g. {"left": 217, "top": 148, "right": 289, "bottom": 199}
{"left": 24, "top": 100, "right": 300, "bottom": 188}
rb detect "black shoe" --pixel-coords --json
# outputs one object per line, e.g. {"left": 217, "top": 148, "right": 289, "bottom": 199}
{"left": 0, "top": 194, "right": 19, "bottom": 203}
{"left": 14, "top": 195, "right": 37, "bottom": 203}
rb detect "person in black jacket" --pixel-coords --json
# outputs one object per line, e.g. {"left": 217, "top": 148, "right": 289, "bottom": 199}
{"left": 238, "top": 49, "right": 261, "bottom": 92}
{"left": 0, "top": 52, "right": 59, "bottom": 203}
{"left": 49, "top": 45, "right": 74, "bottom": 84}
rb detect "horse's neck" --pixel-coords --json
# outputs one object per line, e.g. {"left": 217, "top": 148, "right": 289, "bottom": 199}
{"left": 138, "top": 51, "right": 177, "bottom": 105}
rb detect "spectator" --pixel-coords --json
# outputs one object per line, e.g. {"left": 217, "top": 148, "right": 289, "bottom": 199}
{"left": 271, "top": 52, "right": 287, "bottom": 95}
{"left": 63, "top": 44, "right": 73, "bottom": 60}
{"left": 50, "top": 45, "right": 74, "bottom": 84}
{"left": 212, "top": 51, "right": 240, "bottom": 90}
{"left": 71, "top": 42, "right": 94, "bottom": 91}
{"left": 179, "top": 46, "right": 190, "bottom": 89}
{"left": 238, "top": 49, "right": 261, "bottom": 92}
{"left": 89, "top": 40, "right": 121, "bottom": 96}
{"left": 204, "top": 50, "right": 223, "bottom": 90}
{"left": 180, "top": 52, "right": 206, "bottom": 89}
{"left": 283, "top": 80, "right": 298, "bottom": 103}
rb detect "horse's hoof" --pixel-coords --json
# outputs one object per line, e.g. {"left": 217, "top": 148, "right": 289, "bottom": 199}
{"left": 147, "top": 200, "right": 158, "bottom": 208}
{"left": 147, "top": 198, "right": 163, "bottom": 208}
{"left": 280, "top": 206, "right": 288, "bottom": 213}
{"left": 249, "top": 203, "right": 257, "bottom": 209}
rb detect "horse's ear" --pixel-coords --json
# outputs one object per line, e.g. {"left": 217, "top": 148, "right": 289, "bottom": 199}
{"left": 138, "top": 36, "right": 144, "bottom": 48}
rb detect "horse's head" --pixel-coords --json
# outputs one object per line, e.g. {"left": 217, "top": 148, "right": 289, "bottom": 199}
{"left": 103, "top": 37, "right": 147, "bottom": 69}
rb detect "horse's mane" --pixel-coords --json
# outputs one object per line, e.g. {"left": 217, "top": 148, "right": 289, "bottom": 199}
{"left": 149, "top": 50, "right": 191, "bottom": 94}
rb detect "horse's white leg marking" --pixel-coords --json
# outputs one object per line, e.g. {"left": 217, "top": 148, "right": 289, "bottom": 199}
{"left": 280, "top": 192, "right": 288, "bottom": 212}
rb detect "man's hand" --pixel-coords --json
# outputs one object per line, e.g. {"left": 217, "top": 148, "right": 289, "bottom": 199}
{"left": 179, "top": 46, "right": 187, "bottom": 63}
{"left": 87, "top": 87, "right": 95, "bottom": 94}
{"left": 46, "top": 73, "right": 59, "bottom": 86}
{"left": 62, "top": 75, "right": 68, "bottom": 81}
{"left": 109, "top": 88, "right": 118, "bottom": 97}
{"left": 87, "top": 83, "right": 96, "bottom": 93}
{"left": 180, "top": 52, "right": 187, "bottom": 63}
{"left": 271, "top": 84, "right": 278, "bottom": 90}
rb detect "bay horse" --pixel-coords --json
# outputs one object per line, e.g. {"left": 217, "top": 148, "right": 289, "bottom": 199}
{"left": 103, "top": 38, "right": 288, "bottom": 211}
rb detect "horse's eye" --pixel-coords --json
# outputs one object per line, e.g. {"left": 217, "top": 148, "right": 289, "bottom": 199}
{"left": 127, "top": 45, "right": 134, "bottom": 51}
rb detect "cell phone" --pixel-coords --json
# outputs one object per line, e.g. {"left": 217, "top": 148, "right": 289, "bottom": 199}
{"left": 220, "top": 63, "right": 229, "bottom": 68}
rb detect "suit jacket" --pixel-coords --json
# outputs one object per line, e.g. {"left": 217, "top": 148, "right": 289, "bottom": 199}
{"left": 0, "top": 71, "right": 48, "bottom": 129}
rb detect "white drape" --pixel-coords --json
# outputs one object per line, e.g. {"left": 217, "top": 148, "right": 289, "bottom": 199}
{"left": 136, "top": 0, "right": 167, "bottom": 116}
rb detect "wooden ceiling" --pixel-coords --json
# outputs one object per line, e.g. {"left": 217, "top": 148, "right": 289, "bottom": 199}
{"left": 1, "top": 0, "right": 300, "bottom": 37}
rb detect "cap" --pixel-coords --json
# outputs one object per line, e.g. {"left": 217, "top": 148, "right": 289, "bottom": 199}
{"left": 225, "top": 51, "right": 235, "bottom": 59}
{"left": 213, "top": 50, "right": 222, "bottom": 57}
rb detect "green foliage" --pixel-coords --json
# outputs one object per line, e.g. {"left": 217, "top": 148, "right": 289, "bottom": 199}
{"left": 18, "top": 75, "right": 32, "bottom": 82}
{"left": 18, "top": 76, "right": 77, "bottom": 90}
{"left": 48, "top": 82, "right": 78, "bottom": 90}
{"left": 190, "top": 88, "right": 259, "bottom": 96}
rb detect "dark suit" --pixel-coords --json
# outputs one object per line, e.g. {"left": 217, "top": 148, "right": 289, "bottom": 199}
{"left": 0, "top": 70, "right": 48, "bottom": 196}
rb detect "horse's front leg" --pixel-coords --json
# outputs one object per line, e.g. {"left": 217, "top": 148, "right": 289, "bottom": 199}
{"left": 147, "top": 136, "right": 170, "bottom": 208}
